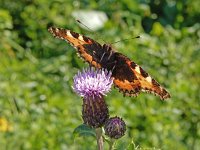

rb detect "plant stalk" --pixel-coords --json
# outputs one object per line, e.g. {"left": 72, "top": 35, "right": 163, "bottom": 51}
{"left": 109, "top": 138, "right": 115, "bottom": 150}
{"left": 95, "top": 128, "right": 104, "bottom": 150}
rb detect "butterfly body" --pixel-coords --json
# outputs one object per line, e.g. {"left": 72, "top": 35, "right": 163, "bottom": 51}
{"left": 48, "top": 27, "right": 170, "bottom": 100}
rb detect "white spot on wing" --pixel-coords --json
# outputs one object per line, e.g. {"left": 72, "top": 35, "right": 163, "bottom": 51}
{"left": 55, "top": 28, "right": 59, "bottom": 32}
{"left": 78, "top": 35, "right": 84, "bottom": 41}
{"left": 135, "top": 66, "right": 141, "bottom": 74}
{"left": 146, "top": 76, "right": 152, "bottom": 82}
{"left": 66, "top": 30, "right": 73, "bottom": 38}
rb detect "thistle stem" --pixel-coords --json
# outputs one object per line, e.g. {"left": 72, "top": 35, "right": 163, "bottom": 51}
{"left": 96, "top": 128, "right": 104, "bottom": 150}
{"left": 109, "top": 138, "right": 115, "bottom": 150}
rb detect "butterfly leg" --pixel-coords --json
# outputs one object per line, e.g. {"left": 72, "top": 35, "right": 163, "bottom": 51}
{"left": 111, "top": 61, "right": 117, "bottom": 72}
{"left": 99, "top": 52, "right": 106, "bottom": 63}
{"left": 99, "top": 45, "right": 112, "bottom": 63}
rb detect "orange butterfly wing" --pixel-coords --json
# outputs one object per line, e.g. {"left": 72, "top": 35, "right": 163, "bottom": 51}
{"left": 48, "top": 27, "right": 101, "bottom": 68}
{"left": 48, "top": 27, "right": 170, "bottom": 100}
{"left": 112, "top": 53, "right": 170, "bottom": 99}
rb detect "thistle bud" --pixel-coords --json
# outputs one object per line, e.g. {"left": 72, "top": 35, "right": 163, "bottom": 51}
{"left": 104, "top": 117, "right": 126, "bottom": 139}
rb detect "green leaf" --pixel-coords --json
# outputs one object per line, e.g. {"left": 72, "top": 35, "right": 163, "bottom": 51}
{"left": 73, "top": 124, "right": 96, "bottom": 138}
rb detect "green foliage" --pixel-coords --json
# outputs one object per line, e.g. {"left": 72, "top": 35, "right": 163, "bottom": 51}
{"left": 0, "top": 0, "right": 200, "bottom": 150}
{"left": 73, "top": 124, "right": 96, "bottom": 138}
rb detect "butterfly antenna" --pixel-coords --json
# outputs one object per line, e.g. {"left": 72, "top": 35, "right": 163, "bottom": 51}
{"left": 76, "top": 19, "right": 107, "bottom": 43}
{"left": 76, "top": 20, "right": 93, "bottom": 32}
{"left": 111, "top": 36, "right": 140, "bottom": 45}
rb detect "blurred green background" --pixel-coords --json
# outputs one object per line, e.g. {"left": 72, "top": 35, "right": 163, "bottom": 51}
{"left": 0, "top": 0, "right": 200, "bottom": 149}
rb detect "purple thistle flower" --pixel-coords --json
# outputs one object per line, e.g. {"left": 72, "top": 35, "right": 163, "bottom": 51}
{"left": 73, "top": 68, "right": 113, "bottom": 128}
{"left": 73, "top": 68, "right": 113, "bottom": 98}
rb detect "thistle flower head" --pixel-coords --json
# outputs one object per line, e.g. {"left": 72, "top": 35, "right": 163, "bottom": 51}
{"left": 73, "top": 68, "right": 113, "bottom": 97}
{"left": 73, "top": 68, "right": 113, "bottom": 128}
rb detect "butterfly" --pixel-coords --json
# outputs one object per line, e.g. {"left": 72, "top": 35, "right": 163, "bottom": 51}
{"left": 48, "top": 27, "right": 170, "bottom": 100}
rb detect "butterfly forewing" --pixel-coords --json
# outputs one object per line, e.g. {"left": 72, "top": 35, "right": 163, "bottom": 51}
{"left": 48, "top": 27, "right": 101, "bottom": 68}
{"left": 128, "top": 61, "right": 170, "bottom": 99}
{"left": 112, "top": 53, "right": 170, "bottom": 99}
